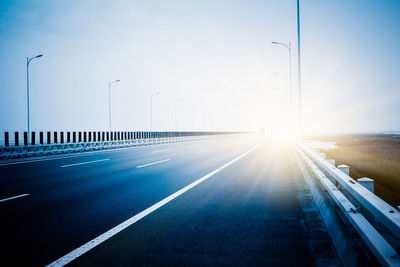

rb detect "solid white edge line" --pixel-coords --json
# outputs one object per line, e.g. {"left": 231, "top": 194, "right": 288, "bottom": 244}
{"left": 60, "top": 159, "right": 110, "bottom": 168}
{"left": 47, "top": 141, "right": 264, "bottom": 267}
{"left": 136, "top": 159, "right": 170, "bottom": 168}
{"left": 0, "top": 193, "right": 30, "bottom": 203}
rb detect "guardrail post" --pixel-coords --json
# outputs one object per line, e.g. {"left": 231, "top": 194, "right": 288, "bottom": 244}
{"left": 338, "top": 164, "right": 350, "bottom": 175}
{"left": 5, "top": 132, "right": 9, "bottom": 146}
{"left": 79, "top": 132, "right": 82, "bottom": 143}
{"left": 31, "top": 132, "right": 35, "bottom": 145}
{"left": 84, "top": 132, "right": 87, "bottom": 142}
{"left": 73, "top": 132, "right": 76, "bottom": 143}
{"left": 60, "top": 132, "right": 64, "bottom": 144}
{"left": 40, "top": 132, "right": 44, "bottom": 144}
{"left": 357, "top": 177, "right": 374, "bottom": 193}
{"left": 67, "top": 132, "right": 71, "bottom": 143}
{"left": 88, "top": 132, "right": 91, "bottom": 142}
{"left": 23, "top": 132, "right": 28, "bottom": 146}
{"left": 14, "top": 132, "right": 19, "bottom": 146}
{"left": 47, "top": 132, "right": 51, "bottom": 144}
{"left": 54, "top": 132, "right": 58, "bottom": 144}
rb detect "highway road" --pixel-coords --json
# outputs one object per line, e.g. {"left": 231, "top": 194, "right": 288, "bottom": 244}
{"left": 0, "top": 134, "right": 339, "bottom": 266}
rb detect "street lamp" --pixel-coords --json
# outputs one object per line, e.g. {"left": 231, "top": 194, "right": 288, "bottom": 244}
{"left": 297, "top": 0, "right": 302, "bottom": 137}
{"left": 26, "top": 54, "right": 43, "bottom": 143}
{"left": 108, "top": 79, "right": 120, "bottom": 132}
{"left": 150, "top": 91, "right": 160, "bottom": 131}
{"left": 174, "top": 99, "right": 182, "bottom": 131}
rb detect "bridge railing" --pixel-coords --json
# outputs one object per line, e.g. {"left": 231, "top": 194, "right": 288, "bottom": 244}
{"left": 294, "top": 140, "right": 400, "bottom": 267}
{"left": 0, "top": 131, "right": 245, "bottom": 160}
{"left": 0, "top": 131, "right": 240, "bottom": 147}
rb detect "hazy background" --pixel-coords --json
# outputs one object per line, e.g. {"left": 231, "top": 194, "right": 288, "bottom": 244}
{"left": 1, "top": 0, "right": 400, "bottom": 134}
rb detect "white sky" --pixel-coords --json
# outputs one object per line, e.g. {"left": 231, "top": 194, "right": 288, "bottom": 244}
{"left": 1, "top": 0, "right": 400, "bottom": 135}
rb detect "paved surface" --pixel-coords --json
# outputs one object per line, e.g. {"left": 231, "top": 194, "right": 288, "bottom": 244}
{"left": 0, "top": 135, "right": 338, "bottom": 266}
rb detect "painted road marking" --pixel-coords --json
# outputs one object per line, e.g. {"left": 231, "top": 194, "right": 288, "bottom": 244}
{"left": 0, "top": 193, "right": 30, "bottom": 203}
{"left": 46, "top": 142, "right": 263, "bottom": 267}
{"left": 150, "top": 149, "right": 170, "bottom": 154}
{"left": 60, "top": 159, "right": 110, "bottom": 168}
{"left": 136, "top": 159, "right": 170, "bottom": 168}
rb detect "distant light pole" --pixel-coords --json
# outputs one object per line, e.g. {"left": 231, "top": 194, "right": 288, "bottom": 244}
{"left": 271, "top": 41, "right": 292, "bottom": 122}
{"left": 297, "top": 0, "right": 302, "bottom": 136}
{"left": 174, "top": 99, "right": 182, "bottom": 131}
{"left": 108, "top": 79, "right": 120, "bottom": 132}
{"left": 192, "top": 105, "right": 198, "bottom": 131}
{"left": 150, "top": 91, "right": 160, "bottom": 131}
{"left": 26, "top": 54, "right": 43, "bottom": 143}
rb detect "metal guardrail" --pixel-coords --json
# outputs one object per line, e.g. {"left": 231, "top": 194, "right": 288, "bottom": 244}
{"left": 0, "top": 131, "right": 247, "bottom": 160}
{"left": 294, "top": 141, "right": 400, "bottom": 267}
{"left": 1, "top": 131, "right": 241, "bottom": 147}
{"left": 0, "top": 136, "right": 191, "bottom": 160}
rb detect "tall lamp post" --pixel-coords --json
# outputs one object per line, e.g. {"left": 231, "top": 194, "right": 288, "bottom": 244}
{"left": 108, "top": 79, "right": 120, "bottom": 132}
{"left": 26, "top": 54, "right": 43, "bottom": 143}
{"left": 150, "top": 91, "right": 160, "bottom": 131}
{"left": 271, "top": 41, "right": 292, "bottom": 122}
{"left": 297, "top": 0, "right": 302, "bottom": 137}
{"left": 174, "top": 99, "right": 182, "bottom": 131}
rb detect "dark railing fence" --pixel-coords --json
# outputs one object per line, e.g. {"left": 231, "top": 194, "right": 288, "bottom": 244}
{"left": 2, "top": 131, "right": 241, "bottom": 147}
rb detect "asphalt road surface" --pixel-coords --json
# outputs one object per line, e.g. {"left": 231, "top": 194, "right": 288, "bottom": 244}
{"left": 0, "top": 135, "right": 338, "bottom": 266}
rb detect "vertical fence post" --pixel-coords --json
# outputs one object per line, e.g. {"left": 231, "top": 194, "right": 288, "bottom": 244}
{"left": 67, "top": 132, "right": 71, "bottom": 143}
{"left": 14, "top": 132, "right": 19, "bottom": 146}
{"left": 79, "top": 132, "right": 82, "bottom": 143}
{"left": 23, "top": 132, "right": 28, "bottom": 146}
{"left": 54, "top": 132, "right": 58, "bottom": 144}
{"left": 88, "top": 132, "right": 91, "bottom": 142}
{"left": 5, "top": 132, "right": 9, "bottom": 147}
{"left": 31, "top": 132, "right": 35, "bottom": 145}
{"left": 40, "top": 132, "right": 44, "bottom": 145}
{"left": 47, "top": 132, "right": 51, "bottom": 144}
{"left": 60, "top": 132, "right": 64, "bottom": 144}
